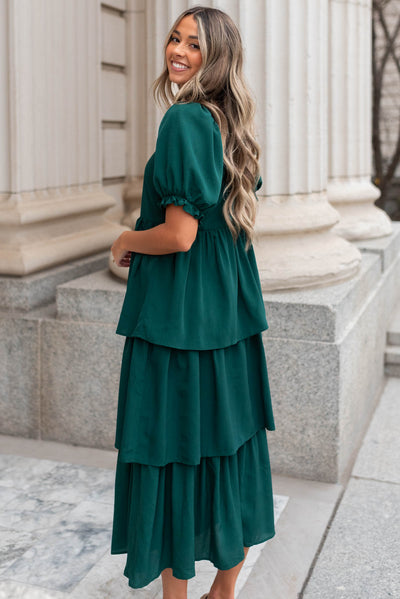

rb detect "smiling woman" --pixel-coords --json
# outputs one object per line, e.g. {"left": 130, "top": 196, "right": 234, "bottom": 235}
{"left": 110, "top": 6, "right": 275, "bottom": 599}
{"left": 166, "top": 15, "right": 203, "bottom": 86}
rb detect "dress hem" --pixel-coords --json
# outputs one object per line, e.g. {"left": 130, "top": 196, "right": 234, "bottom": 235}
{"left": 112, "top": 530, "right": 276, "bottom": 589}
{"left": 115, "top": 324, "right": 269, "bottom": 352}
{"left": 114, "top": 425, "right": 275, "bottom": 467}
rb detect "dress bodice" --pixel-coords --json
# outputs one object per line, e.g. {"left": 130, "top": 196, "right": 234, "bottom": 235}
{"left": 116, "top": 102, "right": 268, "bottom": 350}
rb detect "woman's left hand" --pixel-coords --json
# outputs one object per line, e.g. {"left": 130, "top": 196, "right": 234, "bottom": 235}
{"left": 111, "top": 233, "right": 132, "bottom": 267}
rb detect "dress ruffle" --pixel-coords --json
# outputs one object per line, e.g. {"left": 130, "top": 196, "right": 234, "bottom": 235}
{"left": 111, "top": 427, "right": 276, "bottom": 589}
{"left": 160, "top": 195, "right": 203, "bottom": 221}
{"left": 114, "top": 333, "right": 275, "bottom": 466}
{"left": 115, "top": 221, "right": 268, "bottom": 350}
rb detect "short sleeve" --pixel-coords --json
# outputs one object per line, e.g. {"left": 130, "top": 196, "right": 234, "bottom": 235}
{"left": 153, "top": 103, "right": 224, "bottom": 221}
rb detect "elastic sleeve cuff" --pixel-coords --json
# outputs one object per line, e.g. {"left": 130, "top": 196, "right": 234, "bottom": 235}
{"left": 160, "top": 196, "right": 203, "bottom": 221}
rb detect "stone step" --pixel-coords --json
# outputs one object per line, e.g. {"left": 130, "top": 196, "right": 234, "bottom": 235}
{"left": 384, "top": 345, "right": 400, "bottom": 378}
{"left": 386, "top": 302, "right": 400, "bottom": 346}
{"left": 55, "top": 268, "right": 125, "bottom": 324}
{"left": 0, "top": 251, "right": 109, "bottom": 312}
{"left": 385, "top": 303, "right": 400, "bottom": 377}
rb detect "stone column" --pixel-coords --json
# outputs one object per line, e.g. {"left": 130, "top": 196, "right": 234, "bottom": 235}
{"left": 0, "top": 0, "right": 123, "bottom": 276}
{"left": 126, "top": 0, "right": 147, "bottom": 184}
{"left": 328, "top": 0, "right": 392, "bottom": 240}
{"left": 242, "top": 0, "right": 362, "bottom": 290}
{"left": 124, "top": 0, "right": 148, "bottom": 230}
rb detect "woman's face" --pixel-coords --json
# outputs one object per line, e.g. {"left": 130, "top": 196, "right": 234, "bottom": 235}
{"left": 165, "top": 15, "right": 202, "bottom": 87}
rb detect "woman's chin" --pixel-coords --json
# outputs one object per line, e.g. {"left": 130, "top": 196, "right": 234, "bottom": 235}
{"left": 168, "top": 72, "right": 190, "bottom": 87}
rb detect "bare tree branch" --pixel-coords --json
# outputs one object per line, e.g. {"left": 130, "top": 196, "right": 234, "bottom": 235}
{"left": 377, "top": 7, "right": 400, "bottom": 76}
{"left": 372, "top": 0, "right": 400, "bottom": 208}
{"left": 372, "top": 11, "right": 384, "bottom": 184}
{"left": 381, "top": 109, "right": 400, "bottom": 193}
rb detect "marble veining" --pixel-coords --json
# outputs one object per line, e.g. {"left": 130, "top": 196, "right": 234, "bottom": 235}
{"left": 1, "top": 501, "right": 113, "bottom": 592}
{"left": 0, "top": 580, "right": 68, "bottom": 598}
{"left": 0, "top": 455, "right": 58, "bottom": 490}
{"left": 0, "top": 485, "right": 20, "bottom": 509}
{"left": 25, "top": 462, "right": 116, "bottom": 505}
{"left": 0, "top": 530, "right": 40, "bottom": 577}
{"left": 0, "top": 453, "right": 289, "bottom": 598}
{"left": 0, "top": 491, "right": 76, "bottom": 533}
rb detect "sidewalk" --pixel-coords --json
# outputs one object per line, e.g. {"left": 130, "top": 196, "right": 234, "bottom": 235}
{"left": 300, "top": 376, "right": 400, "bottom": 599}
{"left": 0, "top": 377, "right": 397, "bottom": 599}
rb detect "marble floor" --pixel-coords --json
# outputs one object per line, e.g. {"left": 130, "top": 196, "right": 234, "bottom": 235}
{"left": 0, "top": 449, "right": 288, "bottom": 599}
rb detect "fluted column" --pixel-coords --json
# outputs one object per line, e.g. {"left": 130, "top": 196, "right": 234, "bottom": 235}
{"left": 0, "top": 0, "right": 123, "bottom": 276}
{"left": 328, "top": 0, "right": 391, "bottom": 240}
{"left": 243, "top": 0, "right": 361, "bottom": 290}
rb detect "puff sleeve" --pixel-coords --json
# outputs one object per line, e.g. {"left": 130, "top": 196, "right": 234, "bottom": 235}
{"left": 153, "top": 103, "right": 224, "bottom": 221}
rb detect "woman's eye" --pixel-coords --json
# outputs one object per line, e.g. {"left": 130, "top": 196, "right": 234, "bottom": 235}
{"left": 168, "top": 36, "right": 199, "bottom": 50}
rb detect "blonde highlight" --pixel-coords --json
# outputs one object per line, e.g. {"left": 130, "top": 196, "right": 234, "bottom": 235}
{"left": 153, "top": 6, "right": 260, "bottom": 250}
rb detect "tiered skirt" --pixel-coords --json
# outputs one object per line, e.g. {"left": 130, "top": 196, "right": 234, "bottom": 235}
{"left": 110, "top": 332, "right": 276, "bottom": 589}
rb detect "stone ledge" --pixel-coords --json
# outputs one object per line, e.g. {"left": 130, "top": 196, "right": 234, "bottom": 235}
{"left": 385, "top": 363, "right": 400, "bottom": 377}
{"left": 387, "top": 301, "right": 400, "bottom": 346}
{"left": 354, "top": 220, "right": 400, "bottom": 272}
{"left": 263, "top": 252, "right": 380, "bottom": 342}
{"left": 56, "top": 269, "right": 125, "bottom": 324}
{"left": 0, "top": 316, "right": 41, "bottom": 438}
{"left": 0, "top": 433, "right": 117, "bottom": 469}
{"left": 40, "top": 318, "right": 124, "bottom": 449}
{"left": 385, "top": 345, "right": 400, "bottom": 365}
{"left": 0, "top": 252, "right": 109, "bottom": 312}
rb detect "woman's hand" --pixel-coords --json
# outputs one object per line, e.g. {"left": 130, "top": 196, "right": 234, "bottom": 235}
{"left": 111, "top": 232, "right": 132, "bottom": 267}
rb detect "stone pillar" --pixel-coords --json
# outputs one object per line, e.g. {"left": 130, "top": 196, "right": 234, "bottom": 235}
{"left": 241, "top": 0, "right": 362, "bottom": 290}
{"left": 126, "top": 0, "right": 147, "bottom": 181}
{"left": 0, "top": 0, "right": 123, "bottom": 276}
{"left": 327, "top": 0, "right": 392, "bottom": 241}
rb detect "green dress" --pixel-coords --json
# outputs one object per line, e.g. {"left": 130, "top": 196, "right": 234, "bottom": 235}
{"left": 110, "top": 102, "right": 276, "bottom": 589}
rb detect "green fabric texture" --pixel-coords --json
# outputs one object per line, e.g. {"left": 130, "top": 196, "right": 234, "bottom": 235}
{"left": 115, "top": 103, "right": 268, "bottom": 350}
{"left": 115, "top": 334, "right": 275, "bottom": 466}
{"left": 111, "top": 428, "right": 275, "bottom": 589}
{"left": 111, "top": 102, "right": 276, "bottom": 589}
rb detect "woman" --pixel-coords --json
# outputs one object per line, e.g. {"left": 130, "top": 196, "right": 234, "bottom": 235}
{"left": 110, "top": 6, "right": 276, "bottom": 599}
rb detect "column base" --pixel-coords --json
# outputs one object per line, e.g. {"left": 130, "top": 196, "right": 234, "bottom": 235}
{"left": 332, "top": 203, "right": 392, "bottom": 241}
{"left": 254, "top": 230, "right": 361, "bottom": 291}
{"left": 328, "top": 179, "right": 392, "bottom": 241}
{"left": 0, "top": 185, "right": 126, "bottom": 275}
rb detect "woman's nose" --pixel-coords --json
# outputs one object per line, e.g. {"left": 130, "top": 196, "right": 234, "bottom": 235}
{"left": 173, "top": 41, "right": 186, "bottom": 55}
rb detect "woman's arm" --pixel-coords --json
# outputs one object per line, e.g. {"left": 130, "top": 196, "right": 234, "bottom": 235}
{"left": 111, "top": 204, "right": 199, "bottom": 266}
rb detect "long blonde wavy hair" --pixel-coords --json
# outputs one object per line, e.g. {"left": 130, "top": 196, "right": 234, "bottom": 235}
{"left": 153, "top": 6, "right": 261, "bottom": 250}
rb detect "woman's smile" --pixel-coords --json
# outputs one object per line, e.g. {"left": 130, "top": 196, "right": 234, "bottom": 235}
{"left": 170, "top": 60, "right": 190, "bottom": 72}
{"left": 165, "top": 15, "right": 202, "bottom": 85}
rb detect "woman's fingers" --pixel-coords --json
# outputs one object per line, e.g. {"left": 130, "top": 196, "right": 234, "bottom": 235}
{"left": 117, "top": 251, "right": 131, "bottom": 267}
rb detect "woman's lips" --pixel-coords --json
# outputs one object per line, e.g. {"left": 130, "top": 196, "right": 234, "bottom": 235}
{"left": 170, "top": 61, "right": 190, "bottom": 72}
